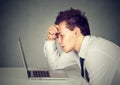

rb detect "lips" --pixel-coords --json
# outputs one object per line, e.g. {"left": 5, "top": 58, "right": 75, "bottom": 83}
{"left": 61, "top": 46, "right": 64, "bottom": 49}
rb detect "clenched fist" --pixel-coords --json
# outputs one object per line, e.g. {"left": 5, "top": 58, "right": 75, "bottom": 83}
{"left": 47, "top": 25, "right": 60, "bottom": 41}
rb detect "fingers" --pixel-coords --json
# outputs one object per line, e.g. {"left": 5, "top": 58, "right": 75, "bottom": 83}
{"left": 47, "top": 25, "right": 60, "bottom": 40}
{"left": 55, "top": 25, "right": 60, "bottom": 32}
{"left": 48, "top": 25, "right": 58, "bottom": 35}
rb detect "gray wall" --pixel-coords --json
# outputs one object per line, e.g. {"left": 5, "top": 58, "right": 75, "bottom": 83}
{"left": 0, "top": 0, "right": 120, "bottom": 68}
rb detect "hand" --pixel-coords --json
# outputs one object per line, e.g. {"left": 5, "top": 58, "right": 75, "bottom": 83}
{"left": 47, "top": 25, "right": 60, "bottom": 41}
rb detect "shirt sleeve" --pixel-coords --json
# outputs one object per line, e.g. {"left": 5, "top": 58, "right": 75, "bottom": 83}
{"left": 44, "top": 40, "right": 77, "bottom": 70}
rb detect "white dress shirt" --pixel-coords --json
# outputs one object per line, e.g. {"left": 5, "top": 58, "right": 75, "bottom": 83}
{"left": 44, "top": 40, "right": 79, "bottom": 70}
{"left": 44, "top": 35, "right": 120, "bottom": 85}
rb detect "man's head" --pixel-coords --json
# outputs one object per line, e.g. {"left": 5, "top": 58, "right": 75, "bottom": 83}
{"left": 55, "top": 8, "right": 90, "bottom": 53}
{"left": 55, "top": 8, "right": 90, "bottom": 36}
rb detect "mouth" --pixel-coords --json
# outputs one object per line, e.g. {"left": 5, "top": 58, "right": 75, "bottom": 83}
{"left": 61, "top": 46, "right": 65, "bottom": 50}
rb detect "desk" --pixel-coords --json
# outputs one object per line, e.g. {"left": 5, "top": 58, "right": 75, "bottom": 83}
{"left": 0, "top": 67, "right": 87, "bottom": 85}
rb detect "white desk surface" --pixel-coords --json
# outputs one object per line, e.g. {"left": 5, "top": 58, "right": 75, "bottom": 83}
{"left": 0, "top": 66, "right": 86, "bottom": 85}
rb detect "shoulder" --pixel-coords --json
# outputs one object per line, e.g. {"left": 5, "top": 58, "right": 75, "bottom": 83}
{"left": 88, "top": 36, "right": 119, "bottom": 50}
{"left": 87, "top": 36, "right": 120, "bottom": 60}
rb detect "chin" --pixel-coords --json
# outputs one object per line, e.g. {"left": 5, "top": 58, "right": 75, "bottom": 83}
{"left": 63, "top": 49, "right": 72, "bottom": 53}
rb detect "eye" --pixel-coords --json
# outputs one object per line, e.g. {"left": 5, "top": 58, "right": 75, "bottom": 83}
{"left": 59, "top": 34, "right": 64, "bottom": 38}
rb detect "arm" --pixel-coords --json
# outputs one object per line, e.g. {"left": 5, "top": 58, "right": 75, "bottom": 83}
{"left": 44, "top": 40, "right": 77, "bottom": 70}
{"left": 44, "top": 25, "right": 77, "bottom": 70}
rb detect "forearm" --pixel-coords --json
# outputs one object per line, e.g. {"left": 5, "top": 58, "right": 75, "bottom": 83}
{"left": 44, "top": 40, "right": 59, "bottom": 70}
{"left": 44, "top": 40, "right": 77, "bottom": 70}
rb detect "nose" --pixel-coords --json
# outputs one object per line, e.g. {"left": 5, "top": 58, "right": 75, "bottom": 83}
{"left": 58, "top": 37, "right": 62, "bottom": 45}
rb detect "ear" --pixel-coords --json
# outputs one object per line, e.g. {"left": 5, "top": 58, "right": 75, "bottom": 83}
{"left": 74, "top": 27, "right": 81, "bottom": 36}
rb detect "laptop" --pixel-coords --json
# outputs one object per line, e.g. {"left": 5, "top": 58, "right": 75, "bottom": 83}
{"left": 18, "top": 37, "right": 68, "bottom": 80}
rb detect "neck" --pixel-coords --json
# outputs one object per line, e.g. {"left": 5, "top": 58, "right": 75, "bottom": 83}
{"left": 74, "top": 35, "right": 85, "bottom": 52}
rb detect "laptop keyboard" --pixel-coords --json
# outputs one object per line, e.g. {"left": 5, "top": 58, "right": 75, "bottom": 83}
{"left": 32, "top": 71, "right": 50, "bottom": 77}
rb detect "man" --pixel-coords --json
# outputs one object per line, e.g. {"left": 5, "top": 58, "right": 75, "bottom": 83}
{"left": 44, "top": 8, "right": 120, "bottom": 85}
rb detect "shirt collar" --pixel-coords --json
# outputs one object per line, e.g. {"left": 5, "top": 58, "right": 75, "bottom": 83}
{"left": 78, "top": 35, "right": 91, "bottom": 59}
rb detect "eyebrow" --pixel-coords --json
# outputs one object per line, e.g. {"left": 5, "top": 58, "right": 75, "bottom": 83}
{"left": 56, "top": 32, "right": 60, "bottom": 36}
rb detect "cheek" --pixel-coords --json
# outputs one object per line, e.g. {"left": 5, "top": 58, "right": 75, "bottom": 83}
{"left": 63, "top": 34, "right": 76, "bottom": 46}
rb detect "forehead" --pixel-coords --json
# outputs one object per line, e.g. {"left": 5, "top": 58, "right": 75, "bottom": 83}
{"left": 58, "top": 21, "right": 69, "bottom": 33}
{"left": 58, "top": 21, "right": 67, "bottom": 28}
